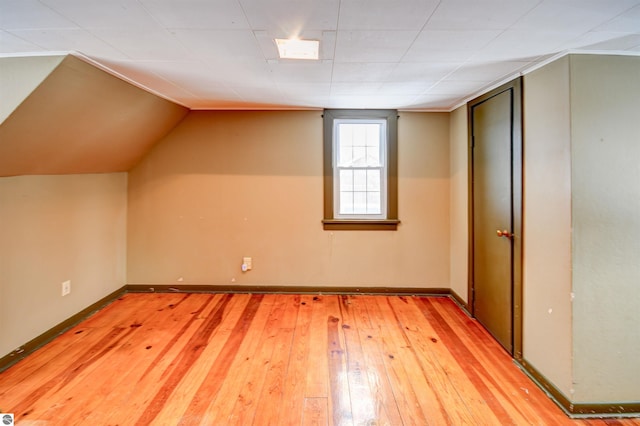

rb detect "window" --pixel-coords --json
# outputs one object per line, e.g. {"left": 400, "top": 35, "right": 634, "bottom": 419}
{"left": 334, "top": 119, "right": 386, "bottom": 218}
{"left": 322, "top": 109, "right": 399, "bottom": 230}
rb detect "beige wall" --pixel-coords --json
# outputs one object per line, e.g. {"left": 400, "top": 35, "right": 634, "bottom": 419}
{"left": 522, "top": 54, "right": 640, "bottom": 404}
{"left": 449, "top": 105, "right": 469, "bottom": 304}
{"left": 569, "top": 54, "right": 640, "bottom": 403}
{"left": 0, "top": 55, "right": 64, "bottom": 124}
{"left": 522, "top": 55, "right": 574, "bottom": 398}
{"left": 0, "top": 173, "right": 127, "bottom": 358}
{"left": 127, "top": 110, "right": 451, "bottom": 288}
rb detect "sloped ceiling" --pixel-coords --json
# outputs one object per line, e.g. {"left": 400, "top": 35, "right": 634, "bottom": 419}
{"left": 0, "top": 54, "right": 188, "bottom": 177}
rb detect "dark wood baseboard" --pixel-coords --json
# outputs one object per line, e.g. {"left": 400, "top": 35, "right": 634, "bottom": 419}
{"left": 0, "top": 285, "right": 127, "bottom": 372}
{"left": 449, "top": 288, "right": 470, "bottom": 315}
{"left": 125, "top": 284, "right": 452, "bottom": 296}
{"left": 516, "top": 359, "right": 640, "bottom": 418}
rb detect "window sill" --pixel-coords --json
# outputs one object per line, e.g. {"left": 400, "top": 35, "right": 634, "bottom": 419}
{"left": 322, "top": 219, "right": 400, "bottom": 231}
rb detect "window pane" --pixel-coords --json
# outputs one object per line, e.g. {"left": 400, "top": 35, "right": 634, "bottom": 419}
{"left": 367, "top": 191, "right": 381, "bottom": 214}
{"left": 365, "top": 125, "right": 380, "bottom": 166}
{"left": 367, "top": 169, "right": 380, "bottom": 191}
{"left": 353, "top": 170, "right": 367, "bottom": 191}
{"left": 340, "top": 191, "right": 353, "bottom": 214}
{"left": 365, "top": 124, "right": 380, "bottom": 147}
{"left": 339, "top": 169, "right": 353, "bottom": 191}
{"left": 338, "top": 125, "right": 353, "bottom": 147}
{"left": 352, "top": 147, "right": 366, "bottom": 166}
{"left": 366, "top": 146, "right": 380, "bottom": 166}
{"left": 353, "top": 192, "right": 367, "bottom": 214}
{"left": 353, "top": 124, "right": 367, "bottom": 144}
{"left": 338, "top": 146, "right": 353, "bottom": 166}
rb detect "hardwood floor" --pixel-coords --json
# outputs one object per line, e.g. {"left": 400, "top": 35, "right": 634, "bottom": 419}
{"left": 1, "top": 293, "right": 638, "bottom": 425}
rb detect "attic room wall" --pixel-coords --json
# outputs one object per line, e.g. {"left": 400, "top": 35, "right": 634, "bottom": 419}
{"left": 523, "top": 54, "right": 640, "bottom": 406}
{"left": 0, "top": 55, "right": 63, "bottom": 123}
{"left": 127, "top": 110, "right": 451, "bottom": 289}
{"left": 569, "top": 54, "right": 640, "bottom": 403}
{"left": 522, "top": 55, "right": 574, "bottom": 399}
{"left": 449, "top": 105, "right": 469, "bottom": 304}
{"left": 0, "top": 173, "right": 127, "bottom": 359}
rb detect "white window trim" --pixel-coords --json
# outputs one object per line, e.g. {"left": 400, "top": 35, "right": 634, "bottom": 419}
{"left": 332, "top": 118, "right": 387, "bottom": 220}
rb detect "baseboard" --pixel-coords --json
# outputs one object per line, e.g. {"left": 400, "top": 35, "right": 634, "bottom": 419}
{"left": 449, "top": 288, "right": 470, "bottom": 315}
{"left": 516, "top": 359, "right": 640, "bottom": 418}
{"left": 0, "top": 286, "right": 127, "bottom": 373}
{"left": 125, "top": 284, "right": 452, "bottom": 296}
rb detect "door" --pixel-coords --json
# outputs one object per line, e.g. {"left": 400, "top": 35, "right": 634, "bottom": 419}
{"left": 469, "top": 78, "right": 522, "bottom": 357}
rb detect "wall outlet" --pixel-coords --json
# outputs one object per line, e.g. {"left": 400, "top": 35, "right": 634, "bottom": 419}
{"left": 62, "top": 280, "right": 71, "bottom": 296}
{"left": 242, "top": 257, "right": 252, "bottom": 271}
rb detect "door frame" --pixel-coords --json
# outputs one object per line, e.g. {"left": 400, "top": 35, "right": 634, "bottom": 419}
{"left": 467, "top": 77, "right": 523, "bottom": 360}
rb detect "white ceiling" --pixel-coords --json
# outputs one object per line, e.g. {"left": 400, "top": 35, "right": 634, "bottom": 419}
{"left": 2, "top": 0, "right": 640, "bottom": 110}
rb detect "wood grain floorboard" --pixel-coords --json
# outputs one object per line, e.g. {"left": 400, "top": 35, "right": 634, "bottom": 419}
{"left": 1, "top": 293, "right": 638, "bottom": 426}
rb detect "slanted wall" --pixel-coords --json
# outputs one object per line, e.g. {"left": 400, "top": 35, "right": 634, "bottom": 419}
{"left": 0, "top": 54, "right": 64, "bottom": 124}
{"left": 0, "top": 54, "right": 188, "bottom": 177}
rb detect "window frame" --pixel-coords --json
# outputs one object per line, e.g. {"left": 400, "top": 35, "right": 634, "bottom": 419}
{"left": 322, "top": 109, "right": 399, "bottom": 231}
{"left": 333, "top": 118, "right": 387, "bottom": 219}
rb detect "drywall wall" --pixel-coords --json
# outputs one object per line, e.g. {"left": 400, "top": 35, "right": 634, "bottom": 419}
{"left": 569, "top": 54, "right": 640, "bottom": 403}
{"left": 0, "top": 55, "right": 64, "bottom": 124}
{"left": 0, "top": 54, "right": 188, "bottom": 177}
{"left": 0, "top": 173, "right": 127, "bottom": 359}
{"left": 127, "top": 110, "right": 450, "bottom": 289}
{"left": 522, "top": 55, "right": 574, "bottom": 398}
{"left": 449, "top": 105, "right": 469, "bottom": 304}
{"left": 522, "top": 54, "right": 640, "bottom": 405}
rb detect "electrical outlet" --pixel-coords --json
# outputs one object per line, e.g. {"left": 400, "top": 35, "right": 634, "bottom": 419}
{"left": 62, "top": 280, "right": 71, "bottom": 296}
{"left": 243, "top": 257, "right": 252, "bottom": 271}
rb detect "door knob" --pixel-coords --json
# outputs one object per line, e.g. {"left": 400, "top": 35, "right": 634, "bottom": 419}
{"left": 496, "top": 229, "right": 513, "bottom": 238}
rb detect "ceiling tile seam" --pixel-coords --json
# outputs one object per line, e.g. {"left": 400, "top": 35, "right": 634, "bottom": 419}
{"left": 392, "top": 1, "right": 508, "bottom": 103}
{"left": 71, "top": 52, "right": 190, "bottom": 108}
{"left": 414, "top": 60, "right": 476, "bottom": 101}
{"left": 395, "top": 0, "right": 444, "bottom": 64}
{"left": 1, "top": 29, "right": 48, "bottom": 52}
{"left": 134, "top": 0, "right": 188, "bottom": 46}
{"left": 31, "top": 0, "right": 81, "bottom": 31}
{"left": 135, "top": 1, "right": 255, "bottom": 107}
{"left": 141, "top": 69, "right": 204, "bottom": 105}
{"left": 504, "top": 0, "right": 546, "bottom": 31}
{"left": 592, "top": 2, "right": 640, "bottom": 32}
{"left": 446, "top": 49, "right": 640, "bottom": 112}
{"left": 239, "top": 0, "right": 283, "bottom": 94}
{"left": 82, "top": 28, "right": 137, "bottom": 61}
{"left": 328, "top": 0, "right": 345, "bottom": 98}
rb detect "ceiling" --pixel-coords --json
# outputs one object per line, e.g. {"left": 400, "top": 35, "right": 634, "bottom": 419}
{"left": 2, "top": 0, "right": 640, "bottom": 111}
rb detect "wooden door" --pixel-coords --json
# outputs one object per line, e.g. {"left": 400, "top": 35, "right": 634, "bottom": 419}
{"left": 469, "top": 79, "right": 523, "bottom": 357}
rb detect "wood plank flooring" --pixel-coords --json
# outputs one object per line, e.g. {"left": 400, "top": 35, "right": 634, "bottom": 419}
{"left": 1, "top": 293, "right": 638, "bottom": 425}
